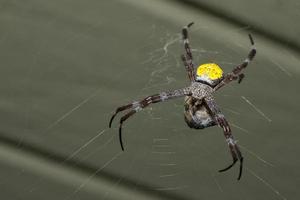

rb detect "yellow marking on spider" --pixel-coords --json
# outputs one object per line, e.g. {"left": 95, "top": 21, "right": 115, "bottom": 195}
{"left": 197, "top": 63, "right": 223, "bottom": 80}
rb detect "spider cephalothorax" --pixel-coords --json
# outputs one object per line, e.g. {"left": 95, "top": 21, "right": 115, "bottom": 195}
{"left": 109, "top": 22, "right": 256, "bottom": 180}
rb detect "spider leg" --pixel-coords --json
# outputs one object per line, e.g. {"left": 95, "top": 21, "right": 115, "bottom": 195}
{"left": 109, "top": 88, "right": 191, "bottom": 150}
{"left": 217, "top": 119, "right": 244, "bottom": 180}
{"left": 232, "top": 34, "right": 256, "bottom": 75}
{"left": 109, "top": 94, "right": 164, "bottom": 128}
{"left": 238, "top": 73, "right": 245, "bottom": 84}
{"left": 181, "top": 55, "right": 196, "bottom": 82}
{"left": 182, "top": 22, "right": 194, "bottom": 60}
{"left": 117, "top": 94, "right": 160, "bottom": 151}
{"left": 214, "top": 34, "right": 256, "bottom": 91}
{"left": 109, "top": 103, "right": 134, "bottom": 128}
{"left": 181, "top": 22, "right": 196, "bottom": 82}
{"left": 119, "top": 110, "right": 136, "bottom": 151}
{"left": 205, "top": 97, "right": 244, "bottom": 180}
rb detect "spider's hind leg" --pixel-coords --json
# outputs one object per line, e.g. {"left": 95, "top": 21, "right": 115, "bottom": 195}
{"left": 181, "top": 22, "right": 196, "bottom": 82}
{"left": 182, "top": 22, "right": 194, "bottom": 40}
{"left": 214, "top": 34, "right": 256, "bottom": 91}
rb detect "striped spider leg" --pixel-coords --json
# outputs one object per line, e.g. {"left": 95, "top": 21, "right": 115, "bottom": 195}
{"left": 214, "top": 34, "right": 256, "bottom": 91}
{"left": 181, "top": 22, "right": 196, "bottom": 82}
{"left": 205, "top": 96, "right": 243, "bottom": 180}
{"left": 109, "top": 88, "right": 191, "bottom": 151}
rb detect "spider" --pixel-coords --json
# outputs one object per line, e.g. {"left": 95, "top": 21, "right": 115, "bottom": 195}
{"left": 109, "top": 22, "right": 256, "bottom": 180}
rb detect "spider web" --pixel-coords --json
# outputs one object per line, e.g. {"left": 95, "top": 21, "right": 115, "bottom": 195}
{"left": 50, "top": 23, "right": 288, "bottom": 200}
{"left": 1, "top": 0, "right": 299, "bottom": 200}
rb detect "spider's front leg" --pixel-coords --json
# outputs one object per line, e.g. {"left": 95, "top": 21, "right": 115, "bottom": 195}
{"left": 205, "top": 96, "right": 243, "bottom": 180}
{"left": 109, "top": 88, "right": 191, "bottom": 151}
{"left": 214, "top": 34, "right": 256, "bottom": 91}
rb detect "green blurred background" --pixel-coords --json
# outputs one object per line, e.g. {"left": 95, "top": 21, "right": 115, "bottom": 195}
{"left": 0, "top": 0, "right": 300, "bottom": 199}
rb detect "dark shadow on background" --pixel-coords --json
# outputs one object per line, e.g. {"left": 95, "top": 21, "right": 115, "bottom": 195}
{"left": 0, "top": 133, "right": 189, "bottom": 200}
{"left": 172, "top": 0, "right": 300, "bottom": 53}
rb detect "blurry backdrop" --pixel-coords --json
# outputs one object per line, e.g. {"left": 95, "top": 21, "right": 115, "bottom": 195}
{"left": 0, "top": 0, "right": 299, "bottom": 200}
